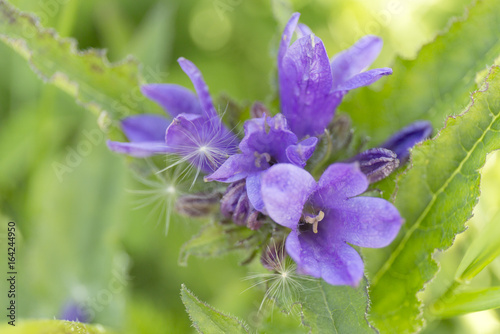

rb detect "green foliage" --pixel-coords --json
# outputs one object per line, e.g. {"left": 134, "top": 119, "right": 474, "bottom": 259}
{"left": 369, "top": 65, "right": 500, "bottom": 332}
{"left": 181, "top": 284, "right": 250, "bottom": 334}
{"left": 455, "top": 210, "right": 500, "bottom": 282}
{"left": 0, "top": 320, "right": 115, "bottom": 334}
{"left": 430, "top": 287, "right": 500, "bottom": 318}
{"left": 0, "top": 0, "right": 159, "bottom": 137}
{"left": 300, "top": 278, "right": 375, "bottom": 333}
{"left": 455, "top": 150, "right": 500, "bottom": 283}
{"left": 342, "top": 0, "right": 500, "bottom": 143}
{"left": 179, "top": 222, "right": 266, "bottom": 266}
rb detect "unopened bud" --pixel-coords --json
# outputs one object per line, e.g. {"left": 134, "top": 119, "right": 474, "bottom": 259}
{"left": 246, "top": 210, "right": 263, "bottom": 230}
{"left": 250, "top": 101, "right": 269, "bottom": 118}
{"left": 261, "top": 239, "right": 286, "bottom": 271}
{"left": 220, "top": 180, "right": 263, "bottom": 230}
{"left": 349, "top": 148, "right": 399, "bottom": 184}
{"left": 175, "top": 192, "right": 221, "bottom": 217}
{"left": 220, "top": 181, "right": 246, "bottom": 218}
{"left": 233, "top": 192, "right": 251, "bottom": 226}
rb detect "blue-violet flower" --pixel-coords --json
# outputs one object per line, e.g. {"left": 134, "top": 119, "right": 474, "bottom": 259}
{"left": 205, "top": 113, "right": 318, "bottom": 211}
{"left": 279, "top": 13, "right": 392, "bottom": 138}
{"left": 260, "top": 162, "right": 403, "bottom": 286}
{"left": 107, "top": 58, "right": 238, "bottom": 173}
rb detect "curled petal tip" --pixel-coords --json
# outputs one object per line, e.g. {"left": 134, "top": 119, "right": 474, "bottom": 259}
{"left": 381, "top": 120, "right": 433, "bottom": 161}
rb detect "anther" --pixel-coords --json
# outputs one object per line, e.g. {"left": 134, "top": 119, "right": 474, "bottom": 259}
{"left": 303, "top": 211, "right": 325, "bottom": 234}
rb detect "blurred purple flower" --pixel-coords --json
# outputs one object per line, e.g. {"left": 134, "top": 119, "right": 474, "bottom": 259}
{"left": 261, "top": 163, "right": 403, "bottom": 286}
{"left": 107, "top": 58, "right": 238, "bottom": 173}
{"left": 60, "top": 302, "right": 88, "bottom": 323}
{"left": 279, "top": 13, "right": 392, "bottom": 139}
{"left": 205, "top": 113, "right": 317, "bottom": 211}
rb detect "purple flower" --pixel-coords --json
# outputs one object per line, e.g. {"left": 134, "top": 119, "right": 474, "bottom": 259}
{"left": 107, "top": 58, "right": 238, "bottom": 173}
{"left": 205, "top": 113, "right": 317, "bottom": 211}
{"left": 60, "top": 302, "right": 88, "bottom": 323}
{"left": 279, "top": 13, "right": 392, "bottom": 139}
{"left": 260, "top": 163, "right": 403, "bottom": 286}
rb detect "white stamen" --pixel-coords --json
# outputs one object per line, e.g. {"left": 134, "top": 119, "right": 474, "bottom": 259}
{"left": 304, "top": 210, "right": 325, "bottom": 234}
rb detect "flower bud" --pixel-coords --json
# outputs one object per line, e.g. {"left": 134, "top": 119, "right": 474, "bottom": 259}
{"left": 220, "top": 180, "right": 263, "bottom": 229}
{"left": 246, "top": 210, "right": 263, "bottom": 230}
{"left": 175, "top": 192, "right": 221, "bottom": 217}
{"left": 220, "top": 181, "right": 246, "bottom": 219}
{"left": 261, "top": 239, "right": 286, "bottom": 271}
{"left": 250, "top": 101, "right": 269, "bottom": 118}
{"left": 349, "top": 148, "right": 399, "bottom": 183}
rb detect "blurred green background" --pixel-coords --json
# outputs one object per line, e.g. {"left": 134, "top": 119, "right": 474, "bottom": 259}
{"left": 1, "top": 0, "right": 499, "bottom": 332}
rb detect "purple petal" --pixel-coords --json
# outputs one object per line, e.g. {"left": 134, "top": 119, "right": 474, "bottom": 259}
{"left": 380, "top": 120, "right": 433, "bottom": 161}
{"left": 286, "top": 230, "right": 364, "bottom": 286}
{"left": 347, "top": 148, "right": 399, "bottom": 184}
{"left": 280, "top": 35, "right": 338, "bottom": 138}
{"left": 330, "top": 35, "right": 383, "bottom": 86}
{"left": 261, "top": 164, "right": 316, "bottom": 229}
{"left": 107, "top": 140, "right": 171, "bottom": 158}
{"left": 278, "top": 13, "right": 301, "bottom": 67}
{"left": 246, "top": 172, "right": 266, "bottom": 212}
{"left": 166, "top": 113, "right": 237, "bottom": 173}
{"left": 141, "top": 84, "right": 203, "bottom": 117}
{"left": 204, "top": 154, "right": 256, "bottom": 183}
{"left": 334, "top": 197, "right": 403, "bottom": 248}
{"left": 334, "top": 68, "right": 392, "bottom": 91}
{"left": 121, "top": 114, "right": 169, "bottom": 142}
{"left": 240, "top": 114, "right": 298, "bottom": 163}
{"left": 286, "top": 136, "right": 318, "bottom": 167}
{"left": 178, "top": 58, "right": 217, "bottom": 119}
{"left": 311, "top": 163, "right": 368, "bottom": 209}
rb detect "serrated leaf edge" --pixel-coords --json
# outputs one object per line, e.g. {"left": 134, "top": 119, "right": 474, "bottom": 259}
{"left": 0, "top": 0, "right": 143, "bottom": 117}
{"left": 180, "top": 284, "right": 251, "bottom": 334}
{"left": 372, "top": 65, "right": 500, "bottom": 332}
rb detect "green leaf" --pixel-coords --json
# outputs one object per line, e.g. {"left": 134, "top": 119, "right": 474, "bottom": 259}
{"left": 181, "top": 284, "right": 250, "bottom": 334}
{"left": 455, "top": 150, "right": 500, "bottom": 282}
{"left": 369, "top": 65, "right": 500, "bottom": 333}
{"left": 430, "top": 287, "right": 500, "bottom": 318}
{"left": 0, "top": 320, "right": 115, "bottom": 334}
{"left": 456, "top": 209, "right": 500, "bottom": 282}
{"left": 300, "top": 278, "right": 376, "bottom": 333}
{"left": 342, "top": 0, "right": 500, "bottom": 143}
{"left": 0, "top": 1, "right": 158, "bottom": 135}
{"left": 178, "top": 223, "right": 264, "bottom": 266}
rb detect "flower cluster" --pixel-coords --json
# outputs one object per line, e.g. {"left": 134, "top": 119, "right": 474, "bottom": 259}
{"left": 108, "top": 13, "right": 432, "bottom": 286}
